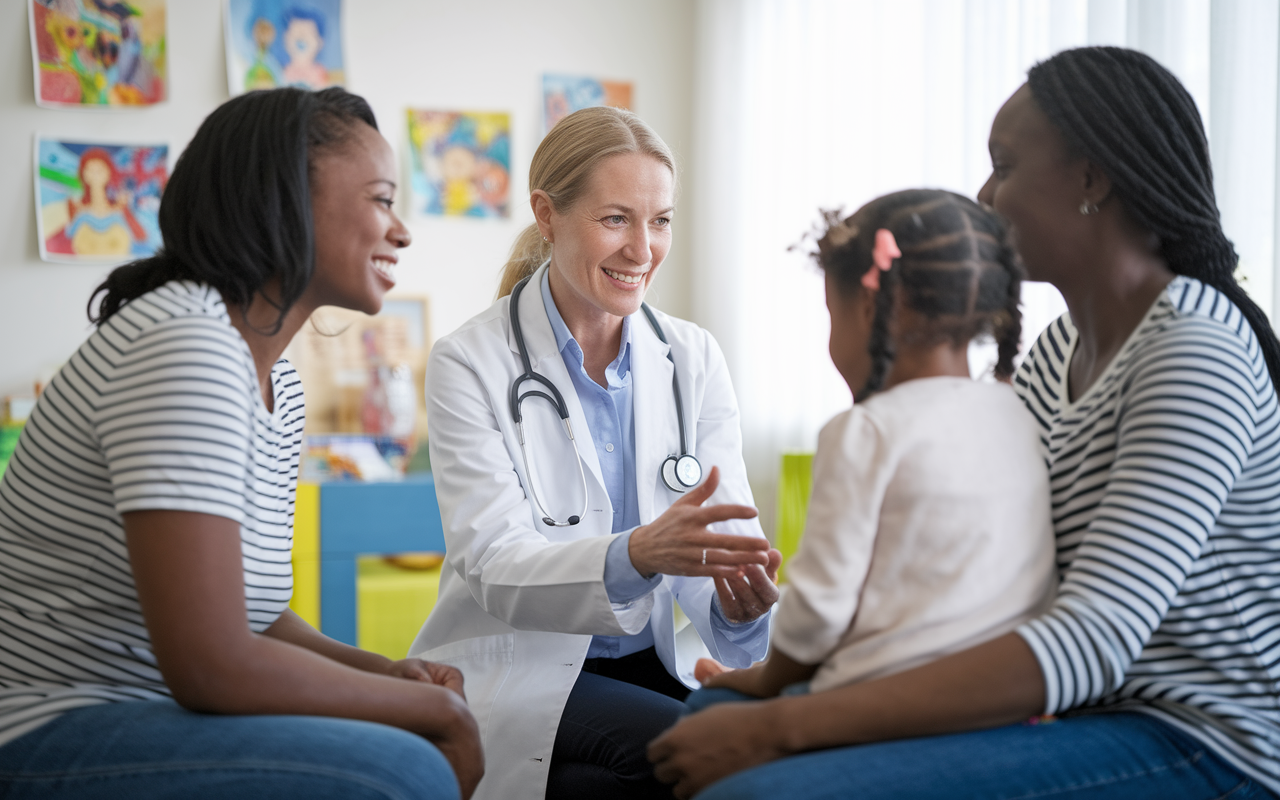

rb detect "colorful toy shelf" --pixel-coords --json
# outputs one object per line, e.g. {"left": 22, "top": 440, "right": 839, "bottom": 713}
{"left": 291, "top": 475, "right": 446, "bottom": 654}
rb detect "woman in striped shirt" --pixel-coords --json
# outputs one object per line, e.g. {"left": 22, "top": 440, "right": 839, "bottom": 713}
{"left": 650, "top": 46, "right": 1280, "bottom": 800}
{"left": 0, "top": 88, "right": 481, "bottom": 798}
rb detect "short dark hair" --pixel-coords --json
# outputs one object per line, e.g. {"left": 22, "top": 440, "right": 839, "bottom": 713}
{"left": 88, "top": 87, "right": 378, "bottom": 331}
{"left": 814, "top": 189, "right": 1022, "bottom": 401}
{"left": 1028, "top": 45, "right": 1280, "bottom": 389}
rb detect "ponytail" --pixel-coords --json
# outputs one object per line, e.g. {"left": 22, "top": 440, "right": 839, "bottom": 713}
{"left": 497, "top": 223, "right": 551, "bottom": 299}
{"left": 88, "top": 87, "right": 378, "bottom": 329}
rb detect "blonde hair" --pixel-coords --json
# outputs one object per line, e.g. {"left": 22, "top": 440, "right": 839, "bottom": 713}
{"left": 497, "top": 106, "right": 677, "bottom": 298}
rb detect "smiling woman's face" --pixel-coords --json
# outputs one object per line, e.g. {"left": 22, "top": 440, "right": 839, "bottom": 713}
{"left": 543, "top": 152, "right": 674, "bottom": 322}
{"left": 307, "top": 123, "right": 411, "bottom": 316}
{"left": 977, "top": 84, "right": 1089, "bottom": 285}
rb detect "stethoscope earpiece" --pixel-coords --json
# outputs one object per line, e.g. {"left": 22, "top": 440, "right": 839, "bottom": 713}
{"left": 510, "top": 272, "right": 700, "bottom": 522}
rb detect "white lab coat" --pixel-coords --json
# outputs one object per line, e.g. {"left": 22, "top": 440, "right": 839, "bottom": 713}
{"left": 409, "top": 264, "right": 767, "bottom": 800}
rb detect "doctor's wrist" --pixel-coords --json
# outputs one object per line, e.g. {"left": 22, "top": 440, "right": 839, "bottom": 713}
{"left": 627, "top": 525, "right": 658, "bottom": 579}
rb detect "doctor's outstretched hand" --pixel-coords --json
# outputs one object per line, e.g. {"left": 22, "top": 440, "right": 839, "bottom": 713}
{"left": 628, "top": 467, "right": 782, "bottom": 624}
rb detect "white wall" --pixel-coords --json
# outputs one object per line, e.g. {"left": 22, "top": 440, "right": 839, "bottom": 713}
{"left": 0, "top": 0, "right": 695, "bottom": 396}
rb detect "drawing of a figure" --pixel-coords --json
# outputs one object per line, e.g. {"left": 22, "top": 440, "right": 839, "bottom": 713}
{"left": 279, "top": 7, "right": 329, "bottom": 89}
{"left": 224, "top": 0, "right": 343, "bottom": 97}
{"left": 244, "top": 16, "right": 279, "bottom": 90}
{"left": 66, "top": 148, "right": 146, "bottom": 257}
{"left": 32, "top": 0, "right": 167, "bottom": 107}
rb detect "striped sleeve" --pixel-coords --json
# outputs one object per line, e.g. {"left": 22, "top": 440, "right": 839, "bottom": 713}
{"left": 93, "top": 316, "right": 255, "bottom": 522}
{"left": 1017, "top": 314, "right": 1261, "bottom": 713}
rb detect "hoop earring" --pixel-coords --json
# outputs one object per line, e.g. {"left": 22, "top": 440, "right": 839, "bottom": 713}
{"left": 1079, "top": 201, "right": 1099, "bottom": 216}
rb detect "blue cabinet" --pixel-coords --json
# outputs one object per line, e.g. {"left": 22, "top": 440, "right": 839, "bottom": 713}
{"left": 319, "top": 475, "right": 446, "bottom": 645}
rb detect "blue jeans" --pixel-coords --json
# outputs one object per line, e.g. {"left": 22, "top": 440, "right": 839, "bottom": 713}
{"left": 0, "top": 699, "right": 458, "bottom": 799}
{"left": 684, "top": 688, "right": 1275, "bottom": 800}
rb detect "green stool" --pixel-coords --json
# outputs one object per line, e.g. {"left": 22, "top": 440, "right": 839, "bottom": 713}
{"left": 0, "top": 423, "right": 23, "bottom": 478}
{"left": 775, "top": 452, "right": 814, "bottom": 584}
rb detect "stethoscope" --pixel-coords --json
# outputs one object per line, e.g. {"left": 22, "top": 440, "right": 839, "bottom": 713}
{"left": 509, "top": 273, "right": 703, "bottom": 527}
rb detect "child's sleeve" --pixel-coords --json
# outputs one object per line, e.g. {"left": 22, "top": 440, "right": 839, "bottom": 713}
{"left": 771, "top": 408, "right": 893, "bottom": 666}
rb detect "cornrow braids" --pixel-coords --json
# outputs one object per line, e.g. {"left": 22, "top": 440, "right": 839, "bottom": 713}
{"left": 1028, "top": 46, "right": 1280, "bottom": 389}
{"left": 814, "top": 189, "right": 1023, "bottom": 401}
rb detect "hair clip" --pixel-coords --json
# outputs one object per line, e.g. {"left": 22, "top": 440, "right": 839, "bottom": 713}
{"left": 863, "top": 228, "right": 901, "bottom": 291}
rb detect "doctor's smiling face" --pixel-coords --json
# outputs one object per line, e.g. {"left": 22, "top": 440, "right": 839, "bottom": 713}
{"left": 536, "top": 152, "right": 674, "bottom": 324}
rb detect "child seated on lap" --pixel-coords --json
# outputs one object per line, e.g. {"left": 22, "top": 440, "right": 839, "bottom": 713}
{"left": 692, "top": 189, "right": 1056, "bottom": 705}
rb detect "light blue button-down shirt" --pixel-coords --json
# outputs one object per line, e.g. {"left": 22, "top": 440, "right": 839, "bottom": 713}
{"left": 539, "top": 271, "right": 767, "bottom": 659}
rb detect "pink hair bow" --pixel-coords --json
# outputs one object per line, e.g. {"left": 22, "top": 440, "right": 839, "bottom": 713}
{"left": 863, "top": 228, "right": 901, "bottom": 291}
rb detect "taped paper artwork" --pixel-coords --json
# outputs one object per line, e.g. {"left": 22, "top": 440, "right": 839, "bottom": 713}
{"left": 407, "top": 110, "right": 511, "bottom": 219}
{"left": 542, "top": 74, "right": 632, "bottom": 134}
{"left": 29, "top": 0, "right": 167, "bottom": 108}
{"left": 224, "top": 0, "right": 345, "bottom": 95}
{"left": 36, "top": 137, "right": 168, "bottom": 264}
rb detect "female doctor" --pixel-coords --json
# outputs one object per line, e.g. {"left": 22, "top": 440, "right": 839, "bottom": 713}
{"left": 409, "top": 106, "right": 781, "bottom": 800}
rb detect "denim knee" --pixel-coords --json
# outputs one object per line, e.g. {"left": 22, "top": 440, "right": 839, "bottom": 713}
{"left": 683, "top": 687, "right": 757, "bottom": 714}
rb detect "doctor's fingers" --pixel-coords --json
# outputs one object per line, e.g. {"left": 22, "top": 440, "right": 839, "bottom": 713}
{"left": 690, "top": 542, "right": 771, "bottom": 574}
{"left": 672, "top": 465, "right": 722, "bottom": 507}
{"left": 688, "top": 502, "right": 759, "bottom": 525}
{"left": 689, "top": 531, "right": 770, "bottom": 556}
{"left": 717, "top": 571, "right": 779, "bottom": 622}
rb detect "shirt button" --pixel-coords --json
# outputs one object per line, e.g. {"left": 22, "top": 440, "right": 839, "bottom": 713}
{"left": 605, "top": 443, "right": 614, "bottom": 452}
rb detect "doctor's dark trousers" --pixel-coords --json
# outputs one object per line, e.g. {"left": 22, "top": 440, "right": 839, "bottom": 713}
{"left": 546, "top": 646, "right": 689, "bottom": 800}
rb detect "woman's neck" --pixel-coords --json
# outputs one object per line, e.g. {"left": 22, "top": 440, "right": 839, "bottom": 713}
{"left": 227, "top": 289, "right": 316, "bottom": 412}
{"left": 547, "top": 268, "right": 624, "bottom": 388}
{"left": 87, "top": 187, "right": 111, "bottom": 214}
{"left": 1058, "top": 239, "right": 1172, "bottom": 402}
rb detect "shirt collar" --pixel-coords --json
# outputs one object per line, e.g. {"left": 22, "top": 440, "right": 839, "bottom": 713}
{"left": 540, "top": 268, "right": 632, "bottom": 382}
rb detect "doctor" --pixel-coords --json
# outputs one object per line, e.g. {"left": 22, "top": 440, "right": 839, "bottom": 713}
{"left": 410, "top": 106, "right": 780, "bottom": 800}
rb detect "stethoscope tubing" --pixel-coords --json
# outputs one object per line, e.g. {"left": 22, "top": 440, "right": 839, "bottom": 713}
{"left": 508, "top": 272, "right": 700, "bottom": 527}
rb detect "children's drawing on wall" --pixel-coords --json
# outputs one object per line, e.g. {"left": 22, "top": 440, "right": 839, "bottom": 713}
{"left": 223, "top": 0, "right": 345, "bottom": 95}
{"left": 28, "top": 0, "right": 167, "bottom": 108}
{"left": 406, "top": 110, "right": 511, "bottom": 219}
{"left": 35, "top": 138, "right": 168, "bottom": 264}
{"left": 542, "top": 74, "right": 633, "bottom": 134}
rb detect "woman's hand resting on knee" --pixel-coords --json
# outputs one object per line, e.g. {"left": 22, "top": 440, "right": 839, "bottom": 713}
{"left": 628, "top": 466, "right": 782, "bottom": 623}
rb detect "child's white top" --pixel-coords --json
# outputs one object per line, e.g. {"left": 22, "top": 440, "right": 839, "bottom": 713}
{"left": 773, "top": 376, "right": 1056, "bottom": 693}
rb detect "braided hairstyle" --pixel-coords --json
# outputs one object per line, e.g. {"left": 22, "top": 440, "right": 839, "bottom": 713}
{"left": 89, "top": 87, "right": 378, "bottom": 332}
{"left": 1028, "top": 46, "right": 1280, "bottom": 388}
{"left": 815, "top": 189, "right": 1023, "bottom": 401}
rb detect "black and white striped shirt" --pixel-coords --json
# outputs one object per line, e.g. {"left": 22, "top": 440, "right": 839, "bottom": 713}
{"left": 1014, "top": 276, "right": 1280, "bottom": 791}
{"left": 0, "top": 281, "right": 304, "bottom": 747}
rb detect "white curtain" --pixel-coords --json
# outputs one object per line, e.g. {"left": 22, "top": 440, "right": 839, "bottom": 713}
{"left": 689, "top": 0, "right": 1280, "bottom": 535}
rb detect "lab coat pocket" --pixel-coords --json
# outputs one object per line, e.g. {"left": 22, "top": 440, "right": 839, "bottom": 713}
{"left": 419, "top": 633, "right": 515, "bottom": 746}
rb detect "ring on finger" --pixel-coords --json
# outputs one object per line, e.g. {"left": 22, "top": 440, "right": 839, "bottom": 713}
{"left": 702, "top": 549, "right": 707, "bottom": 566}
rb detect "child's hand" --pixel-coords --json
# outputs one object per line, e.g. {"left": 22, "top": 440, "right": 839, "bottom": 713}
{"left": 700, "top": 661, "right": 776, "bottom": 698}
{"left": 695, "top": 657, "right": 731, "bottom": 684}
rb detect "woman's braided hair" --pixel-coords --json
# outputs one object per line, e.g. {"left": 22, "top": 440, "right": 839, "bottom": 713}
{"left": 1028, "top": 46, "right": 1280, "bottom": 388}
{"left": 814, "top": 189, "right": 1023, "bottom": 401}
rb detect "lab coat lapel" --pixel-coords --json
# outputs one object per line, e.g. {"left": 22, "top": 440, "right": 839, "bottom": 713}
{"left": 631, "top": 311, "right": 677, "bottom": 525}
{"left": 507, "top": 265, "right": 607, "bottom": 506}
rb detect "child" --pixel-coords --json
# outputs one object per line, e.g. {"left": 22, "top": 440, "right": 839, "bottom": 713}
{"left": 692, "top": 189, "right": 1056, "bottom": 705}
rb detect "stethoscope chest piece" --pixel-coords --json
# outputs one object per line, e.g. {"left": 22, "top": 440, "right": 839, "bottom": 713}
{"left": 662, "top": 453, "right": 703, "bottom": 493}
{"left": 510, "top": 272, "right": 704, "bottom": 520}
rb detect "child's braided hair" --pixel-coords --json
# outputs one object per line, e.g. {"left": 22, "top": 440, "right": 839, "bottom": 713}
{"left": 812, "top": 189, "right": 1023, "bottom": 401}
